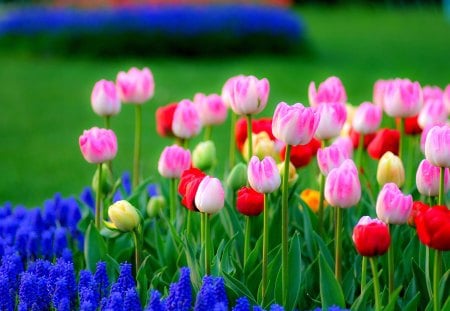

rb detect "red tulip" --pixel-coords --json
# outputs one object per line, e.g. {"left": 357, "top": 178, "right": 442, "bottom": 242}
{"left": 352, "top": 216, "right": 391, "bottom": 257}
{"left": 178, "top": 168, "right": 206, "bottom": 212}
{"left": 367, "top": 128, "right": 400, "bottom": 160}
{"left": 236, "top": 186, "right": 264, "bottom": 216}
{"left": 235, "top": 117, "right": 274, "bottom": 152}
{"left": 407, "top": 201, "right": 430, "bottom": 227}
{"left": 156, "top": 102, "right": 178, "bottom": 137}
{"left": 349, "top": 127, "right": 376, "bottom": 149}
{"left": 403, "top": 115, "right": 422, "bottom": 135}
{"left": 415, "top": 205, "right": 450, "bottom": 251}
{"left": 280, "top": 144, "right": 312, "bottom": 168}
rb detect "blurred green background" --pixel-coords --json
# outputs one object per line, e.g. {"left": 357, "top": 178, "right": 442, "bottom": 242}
{"left": 1, "top": 5, "right": 450, "bottom": 206}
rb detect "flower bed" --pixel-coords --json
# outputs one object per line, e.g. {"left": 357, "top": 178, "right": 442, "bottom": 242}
{"left": 0, "top": 5, "right": 305, "bottom": 57}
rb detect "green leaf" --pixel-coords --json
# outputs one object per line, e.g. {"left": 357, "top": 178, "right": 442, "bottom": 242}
{"left": 403, "top": 293, "right": 421, "bottom": 311}
{"left": 84, "top": 222, "right": 107, "bottom": 272}
{"left": 136, "top": 255, "right": 152, "bottom": 306}
{"left": 384, "top": 286, "right": 402, "bottom": 311}
{"left": 350, "top": 279, "right": 373, "bottom": 311}
{"left": 439, "top": 268, "right": 450, "bottom": 306}
{"left": 222, "top": 271, "right": 257, "bottom": 306}
{"left": 441, "top": 295, "right": 450, "bottom": 311}
{"left": 287, "top": 233, "right": 302, "bottom": 311}
{"left": 319, "top": 253, "right": 345, "bottom": 308}
{"left": 412, "top": 258, "right": 431, "bottom": 306}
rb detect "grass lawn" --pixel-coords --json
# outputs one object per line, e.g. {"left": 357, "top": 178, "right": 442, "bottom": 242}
{"left": 1, "top": 5, "right": 449, "bottom": 206}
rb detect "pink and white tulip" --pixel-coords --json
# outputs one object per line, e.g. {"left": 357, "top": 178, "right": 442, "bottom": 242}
{"left": 221, "top": 75, "right": 244, "bottom": 108}
{"left": 315, "top": 102, "right": 347, "bottom": 140}
{"left": 373, "top": 79, "right": 390, "bottom": 108}
{"left": 352, "top": 102, "right": 382, "bottom": 134}
{"left": 195, "top": 176, "right": 225, "bottom": 214}
{"left": 194, "top": 93, "right": 227, "bottom": 126}
{"left": 420, "top": 122, "right": 447, "bottom": 154}
{"left": 308, "top": 76, "right": 347, "bottom": 107}
{"left": 417, "top": 99, "right": 447, "bottom": 129}
{"left": 116, "top": 67, "right": 154, "bottom": 103}
{"left": 248, "top": 156, "right": 281, "bottom": 193}
{"left": 443, "top": 84, "right": 450, "bottom": 114}
{"left": 79, "top": 127, "right": 118, "bottom": 164}
{"left": 228, "top": 75, "right": 270, "bottom": 115}
{"left": 272, "top": 102, "right": 320, "bottom": 146}
{"left": 424, "top": 124, "right": 450, "bottom": 168}
{"left": 383, "top": 78, "right": 422, "bottom": 118}
{"left": 158, "top": 145, "right": 191, "bottom": 179}
{"left": 317, "top": 143, "right": 350, "bottom": 176}
{"left": 376, "top": 183, "right": 412, "bottom": 224}
{"left": 416, "top": 159, "right": 450, "bottom": 197}
{"left": 422, "top": 85, "right": 443, "bottom": 103}
{"left": 90, "top": 79, "right": 121, "bottom": 117}
{"left": 324, "top": 159, "right": 361, "bottom": 208}
{"left": 172, "top": 99, "right": 202, "bottom": 139}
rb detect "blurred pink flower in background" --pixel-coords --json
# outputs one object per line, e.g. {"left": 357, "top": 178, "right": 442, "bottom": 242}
{"left": 417, "top": 99, "right": 447, "bottom": 129}
{"left": 416, "top": 159, "right": 450, "bottom": 197}
{"left": 352, "top": 102, "right": 382, "bottom": 134}
{"left": 314, "top": 102, "right": 347, "bottom": 140}
{"left": 308, "top": 76, "right": 347, "bottom": 107}
{"left": 317, "top": 143, "right": 350, "bottom": 176}
{"left": 194, "top": 93, "right": 227, "bottom": 126}
{"left": 373, "top": 79, "right": 390, "bottom": 108}
{"left": 157, "top": 144, "right": 191, "bottom": 179}
{"left": 443, "top": 84, "right": 450, "bottom": 114}
{"left": 172, "top": 99, "right": 202, "bottom": 139}
{"left": 324, "top": 159, "right": 361, "bottom": 208}
{"left": 116, "top": 67, "right": 154, "bottom": 103}
{"left": 90, "top": 79, "right": 121, "bottom": 117}
{"left": 376, "top": 182, "right": 412, "bottom": 224}
{"left": 424, "top": 124, "right": 450, "bottom": 168}
{"left": 221, "top": 74, "right": 244, "bottom": 108}
{"left": 79, "top": 127, "right": 118, "bottom": 164}
{"left": 422, "top": 85, "right": 443, "bottom": 103}
{"left": 383, "top": 78, "right": 422, "bottom": 118}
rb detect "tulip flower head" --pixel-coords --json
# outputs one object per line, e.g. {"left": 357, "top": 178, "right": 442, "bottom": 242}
{"left": 317, "top": 143, "right": 350, "bottom": 177}
{"left": 415, "top": 205, "right": 450, "bottom": 251}
{"left": 277, "top": 161, "right": 298, "bottom": 187}
{"left": 314, "top": 102, "right": 347, "bottom": 140}
{"left": 236, "top": 186, "right": 264, "bottom": 216}
{"left": 91, "top": 79, "right": 121, "bottom": 117}
{"left": 407, "top": 201, "right": 430, "bottom": 227}
{"left": 352, "top": 216, "right": 391, "bottom": 257}
{"left": 107, "top": 200, "right": 140, "bottom": 232}
{"left": 228, "top": 75, "right": 270, "bottom": 115}
{"left": 247, "top": 156, "right": 281, "bottom": 193}
{"left": 195, "top": 176, "right": 225, "bottom": 214}
{"left": 308, "top": 76, "right": 347, "bottom": 107}
{"left": 280, "top": 143, "right": 312, "bottom": 168}
{"left": 192, "top": 140, "right": 216, "bottom": 171}
{"left": 79, "top": 127, "right": 118, "bottom": 164}
{"left": 178, "top": 168, "right": 206, "bottom": 212}
{"left": 226, "top": 162, "right": 248, "bottom": 191}
{"left": 376, "top": 151, "right": 405, "bottom": 187}
{"left": 373, "top": 79, "right": 390, "bottom": 109}
{"left": 221, "top": 74, "right": 244, "bottom": 108}
{"left": 333, "top": 136, "right": 354, "bottom": 158}
{"left": 424, "top": 124, "right": 450, "bottom": 168}
{"left": 272, "top": 102, "right": 320, "bottom": 146}
{"left": 383, "top": 78, "right": 422, "bottom": 118}
{"left": 172, "top": 99, "right": 202, "bottom": 139}
{"left": 235, "top": 117, "right": 274, "bottom": 152}
{"left": 116, "top": 67, "right": 154, "bottom": 104}
{"left": 155, "top": 102, "right": 178, "bottom": 137}
{"left": 242, "top": 132, "right": 278, "bottom": 161}
{"left": 324, "top": 159, "right": 361, "bottom": 208}
{"left": 352, "top": 102, "right": 382, "bottom": 135}
{"left": 158, "top": 145, "right": 191, "bottom": 179}
{"left": 376, "top": 183, "right": 413, "bottom": 224}
{"left": 194, "top": 93, "right": 227, "bottom": 126}
{"left": 367, "top": 128, "right": 400, "bottom": 160}
{"left": 444, "top": 84, "right": 450, "bottom": 114}
{"left": 417, "top": 99, "right": 447, "bottom": 130}
{"left": 300, "top": 189, "right": 327, "bottom": 213}
{"left": 416, "top": 159, "right": 450, "bottom": 197}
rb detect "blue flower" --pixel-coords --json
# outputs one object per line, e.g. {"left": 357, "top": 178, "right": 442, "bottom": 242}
{"left": 94, "top": 261, "right": 109, "bottom": 300}
{"left": 110, "top": 262, "right": 135, "bottom": 294}
{"left": 232, "top": 297, "right": 251, "bottom": 311}
{"left": 165, "top": 267, "right": 192, "bottom": 311}
{"left": 0, "top": 274, "right": 14, "bottom": 311}
{"left": 146, "top": 289, "right": 165, "bottom": 311}
{"left": 124, "top": 287, "right": 142, "bottom": 310}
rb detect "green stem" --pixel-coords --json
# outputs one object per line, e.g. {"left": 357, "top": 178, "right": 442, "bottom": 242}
{"left": 228, "top": 112, "right": 237, "bottom": 169}
{"left": 246, "top": 114, "right": 253, "bottom": 161}
{"left": 95, "top": 163, "right": 103, "bottom": 229}
{"left": 169, "top": 178, "right": 177, "bottom": 224}
{"left": 318, "top": 173, "right": 325, "bottom": 237}
{"left": 425, "top": 246, "right": 433, "bottom": 301}
{"left": 132, "top": 105, "right": 142, "bottom": 189}
{"left": 433, "top": 250, "right": 442, "bottom": 311}
{"left": 281, "top": 144, "right": 292, "bottom": 306}
{"left": 399, "top": 117, "right": 405, "bottom": 164}
{"left": 262, "top": 193, "right": 269, "bottom": 303}
{"left": 105, "top": 116, "right": 111, "bottom": 129}
{"left": 361, "top": 256, "right": 367, "bottom": 294}
{"left": 439, "top": 166, "right": 445, "bottom": 206}
{"left": 204, "top": 125, "right": 212, "bottom": 141}
{"left": 334, "top": 207, "right": 342, "bottom": 283}
{"left": 201, "top": 210, "right": 205, "bottom": 247}
{"left": 132, "top": 227, "right": 142, "bottom": 275}
{"left": 244, "top": 216, "right": 251, "bottom": 269}
{"left": 186, "top": 210, "right": 192, "bottom": 236}
{"left": 370, "top": 257, "right": 382, "bottom": 311}
{"left": 356, "top": 133, "right": 365, "bottom": 172}
{"left": 204, "top": 213, "right": 211, "bottom": 275}
{"left": 387, "top": 225, "right": 394, "bottom": 295}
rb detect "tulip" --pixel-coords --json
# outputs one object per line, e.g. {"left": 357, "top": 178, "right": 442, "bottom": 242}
{"left": 416, "top": 159, "right": 450, "bottom": 197}
{"left": 147, "top": 195, "right": 166, "bottom": 218}
{"left": 236, "top": 186, "right": 264, "bottom": 216}
{"left": 221, "top": 74, "right": 244, "bottom": 108}
{"left": 79, "top": 127, "right": 118, "bottom": 164}
{"left": 178, "top": 168, "right": 206, "bottom": 212}
{"left": 333, "top": 136, "right": 354, "bottom": 158}
{"left": 300, "top": 189, "right": 327, "bottom": 213}
{"left": 324, "top": 159, "right": 361, "bottom": 208}
{"left": 415, "top": 205, "right": 450, "bottom": 251}
{"left": 90, "top": 79, "right": 121, "bottom": 117}
{"left": 172, "top": 99, "right": 202, "bottom": 139}
{"left": 235, "top": 117, "right": 275, "bottom": 152}
{"left": 367, "top": 128, "right": 400, "bottom": 160}
{"left": 317, "top": 143, "right": 350, "bottom": 177}
{"left": 349, "top": 127, "right": 376, "bottom": 150}
{"left": 194, "top": 93, "right": 227, "bottom": 126}
{"left": 373, "top": 79, "right": 390, "bottom": 108}
{"left": 383, "top": 78, "right": 423, "bottom": 118}
{"left": 308, "top": 76, "right": 347, "bottom": 107}
{"left": 107, "top": 200, "right": 140, "bottom": 232}
{"left": 242, "top": 132, "right": 278, "bottom": 161}
{"left": 116, "top": 67, "right": 154, "bottom": 104}
{"left": 226, "top": 163, "right": 248, "bottom": 191}
{"left": 247, "top": 156, "right": 281, "bottom": 194}
{"left": 279, "top": 143, "right": 312, "bottom": 168}
{"left": 376, "top": 183, "right": 412, "bottom": 224}
{"left": 418, "top": 99, "right": 447, "bottom": 129}
{"left": 277, "top": 161, "right": 298, "bottom": 187}
{"left": 407, "top": 201, "right": 429, "bottom": 227}
{"left": 192, "top": 141, "right": 216, "bottom": 171}
{"left": 352, "top": 216, "right": 391, "bottom": 257}
{"left": 377, "top": 151, "right": 405, "bottom": 187}
{"left": 157, "top": 145, "right": 191, "bottom": 179}
{"left": 155, "top": 102, "right": 178, "bottom": 137}
{"left": 444, "top": 84, "right": 450, "bottom": 114}
{"left": 352, "top": 102, "right": 382, "bottom": 135}
{"left": 314, "top": 102, "right": 347, "bottom": 140}
{"left": 403, "top": 115, "right": 422, "bottom": 135}
{"left": 228, "top": 75, "right": 270, "bottom": 116}
{"left": 195, "top": 176, "right": 225, "bottom": 214}
{"left": 423, "top": 85, "right": 443, "bottom": 102}
{"left": 272, "top": 102, "right": 320, "bottom": 146}
{"left": 424, "top": 125, "right": 450, "bottom": 168}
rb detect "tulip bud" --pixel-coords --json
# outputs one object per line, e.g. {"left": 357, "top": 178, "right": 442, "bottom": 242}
{"left": 324, "top": 159, "right": 361, "bottom": 208}
{"left": 91, "top": 79, "right": 121, "bottom": 117}
{"left": 352, "top": 216, "right": 391, "bottom": 257}
{"left": 116, "top": 67, "right": 154, "bottom": 104}
{"left": 146, "top": 195, "right": 166, "bottom": 218}
{"left": 226, "top": 163, "right": 248, "bottom": 191}
{"left": 416, "top": 205, "right": 450, "bottom": 250}
{"left": 376, "top": 183, "right": 412, "bottom": 224}
{"left": 91, "top": 164, "right": 114, "bottom": 196}
{"left": 424, "top": 125, "right": 450, "bottom": 168}
{"left": 277, "top": 161, "right": 298, "bottom": 187}
{"left": 308, "top": 76, "right": 347, "bottom": 108}
{"left": 376, "top": 151, "right": 405, "bottom": 187}
{"left": 195, "top": 176, "right": 225, "bottom": 214}
{"left": 79, "top": 127, "right": 118, "bottom": 164}
{"left": 236, "top": 186, "right": 264, "bottom": 216}
{"left": 242, "top": 132, "right": 277, "bottom": 161}
{"left": 107, "top": 200, "right": 140, "bottom": 232}
{"left": 192, "top": 141, "right": 216, "bottom": 171}
{"left": 416, "top": 159, "right": 450, "bottom": 197}
{"left": 383, "top": 78, "right": 423, "bottom": 118}
{"left": 172, "top": 99, "right": 202, "bottom": 139}
{"left": 248, "top": 156, "right": 281, "bottom": 194}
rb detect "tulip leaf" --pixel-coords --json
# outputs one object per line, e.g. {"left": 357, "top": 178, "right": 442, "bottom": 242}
{"left": 136, "top": 254, "right": 152, "bottom": 306}
{"left": 350, "top": 279, "right": 373, "bottom": 311}
{"left": 439, "top": 268, "right": 450, "bottom": 305}
{"left": 412, "top": 258, "right": 431, "bottom": 307}
{"left": 287, "top": 233, "right": 302, "bottom": 311}
{"left": 403, "top": 293, "right": 421, "bottom": 311}
{"left": 384, "top": 286, "right": 402, "bottom": 311}
{"left": 222, "top": 271, "right": 257, "bottom": 306}
{"left": 442, "top": 296, "right": 450, "bottom": 311}
{"left": 84, "top": 222, "right": 107, "bottom": 272}
{"left": 319, "top": 252, "right": 345, "bottom": 308}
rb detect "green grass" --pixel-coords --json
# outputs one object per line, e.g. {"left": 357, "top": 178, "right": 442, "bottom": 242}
{"left": 1, "top": 5, "right": 449, "bottom": 206}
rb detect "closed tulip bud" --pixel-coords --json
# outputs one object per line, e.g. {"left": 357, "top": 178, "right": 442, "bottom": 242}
{"left": 146, "top": 195, "right": 166, "bottom": 218}
{"left": 280, "top": 143, "right": 313, "bottom": 168}
{"left": 79, "top": 127, "right": 118, "bottom": 164}
{"left": 420, "top": 122, "right": 447, "bottom": 154}
{"left": 314, "top": 102, "right": 347, "bottom": 140}
{"left": 116, "top": 67, "right": 154, "bottom": 104}
{"left": 91, "top": 164, "right": 114, "bottom": 195}
{"left": 308, "top": 76, "right": 347, "bottom": 108}
{"left": 416, "top": 159, "right": 450, "bottom": 196}
{"left": 194, "top": 93, "right": 227, "bottom": 126}
{"left": 242, "top": 132, "right": 277, "bottom": 161}
{"left": 424, "top": 125, "right": 450, "bottom": 168}
{"left": 418, "top": 99, "right": 447, "bottom": 129}
{"left": 352, "top": 216, "right": 391, "bottom": 257}
{"left": 195, "top": 176, "right": 225, "bottom": 214}
{"left": 376, "top": 183, "right": 412, "bottom": 224}
{"left": 272, "top": 102, "right": 320, "bottom": 146}
{"left": 91, "top": 79, "right": 121, "bottom": 117}
{"left": 192, "top": 140, "right": 216, "bottom": 171}
{"left": 107, "top": 200, "right": 140, "bottom": 232}
{"left": 317, "top": 143, "right": 350, "bottom": 177}
{"left": 383, "top": 78, "right": 422, "bottom": 118}
{"left": 236, "top": 186, "right": 264, "bottom": 216}
{"left": 367, "top": 128, "right": 400, "bottom": 160}
{"left": 172, "top": 99, "right": 202, "bottom": 139}
{"left": 277, "top": 161, "right": 298, "bottom": 187}
{"left": 158, "top": 145, "right": 191, "bottom": 179}
{"left": 352, "top": 102, "right": 382, "bottom": 134}
{"left": 416, "top": 205, "right": 450, "bottom": 250}
{"left": 377, "top": 151, "right": 405, "bottom": 187}
{"left": 248, "top": 156, "right": 281, "bottom": 193}
{"left": 226, "top": 163, "right": 248, "bottom": 191}
{"left": 423, "top": 85, "right": 443, "bottom": 102}
{"left": 228, "top": 75, "right": 270, "bottom": 116}
{"left": 333, "top": 136, "right": 354, "bottom": 158}
{"left": 324, "top": 159, "right": 361, "bottom": 208}
{"left": 300, "top": 189, "right": 327, "bottom": 213}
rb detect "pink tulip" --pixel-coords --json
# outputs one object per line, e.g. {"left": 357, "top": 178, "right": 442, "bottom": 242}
{"left": 308, "top": 76, "right": 347, "bottom": 107}
{"left": 420, "top": 122, "right": 447, "bottom": 154}
{"left": 195, "top": 176, "right": 225, "bottom": 214}
{"left": 116, "top": 67, "right": 154, "bottom": 103}
{"left": 157, "top": 145, "right": 191, "bottom": 179}
{"left": 376, "top": 183, "right": 412, "bottom": 224}
{"left": 416, "top": 159, "right": 450, "bottom": 197}
{"left": 272, "top": 102, "right": 320, "bottom": 146}
{"left": 247, "top": 156, "right": 281, "bottom": 193}
{"left": 194, "top": 93, "right": 227, "bottom": 126}
{"left": 373, "top": 79, "right": 390, "bottom": 108}
{"left": 221, "top": 75, "right": 244, "bottom": 108}
{"left": 314, "top": 102, "right": 347, "bottom": 140}
{"left": 383, "top": 78, "right": 422, "bottom": 118}
{"left": 90, "top": 79, "right": 121, "bottom": 117}
{"left": 417, "top": 99, "right": 447, "bottom": 129}
{"left": 228, "top": 75, "right": 270, "bottom": 115}
{"left": 444, "top": 84, "right": 450, "bottom": 114}
{"left": 422, "top": 85, "right": 443, "bottom": 103}
{"left": 79, "top": 127, "right": 118, "bottom": 164}
{"left": 317, "top": 143, "right": 350, "bottom": 176}
{"left": 172, "top": 99, "right": 202, "bottom": 139}
{"left": 333, "top": 136, "right": 354, "bottom": 158}
{"left": 352, "top": 102, "right": 382, "bottom": 134}
{"left": 425, "top": 125, "right": 450, "bottom": 168}
{"left": 324, "top": 159, "right": 361, "bottom": 208}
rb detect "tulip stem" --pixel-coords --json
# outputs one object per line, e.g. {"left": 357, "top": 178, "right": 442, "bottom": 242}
{"left": 262, "top": 193, "right": 269, "bottom": 303}
{"left": 95, "top": 163, "right": 103, "bottom": 229}
{"left": 361, "top": 256, "right": 367, "bottom": 294}
{"left": 105, "top": 116, "right": 111, "bottom": 129}
{"left": 387, "top": 225, "right": 394, "bottom": 295}
{"left": 244, "top": 216, "right": 251, "bottom": 269}
{"left": 334, "top": 207, "right": 342, "bottom": 283}
{"left": 170, "top": 178, "right": 177, "bottom": 224}
{"left": 132, "top": 226, "right": 142, "bottom": 276}
{"left": 246, "top": 114, "right": 253, "bottom": 161}
{"left": 229, "top": 113, "right": 237, "bottom": 169}
{"left": 132, "top": 105, "right": 142, "bottom": 189}
{"left": 370, "top": 257, "right": 382, "bottom": 311}
{"left": 204, "top": 126, "right": 212, "bottom": 141}
{"left": 398, "top": 117, "right": 405, "bottom": 164}
{"left": 439, "top": 166, "right": 445, "bottom": 206}
{"left": 281, "top": 144, "right": 292, "bottom": 306}
{"left": 433, "top": 250, "right": 442, "bottom": 311}
{"left": 356, "top": 133, "right": 364, "bottom": 172}
{"left": 204, "top": 213, "right": 211, "bottom": 275}
{"left": 425, "top": 246, "right": 433, "bottom": 301}
{"left": 318, "top": 140, "right": 326, "bottom": 237}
